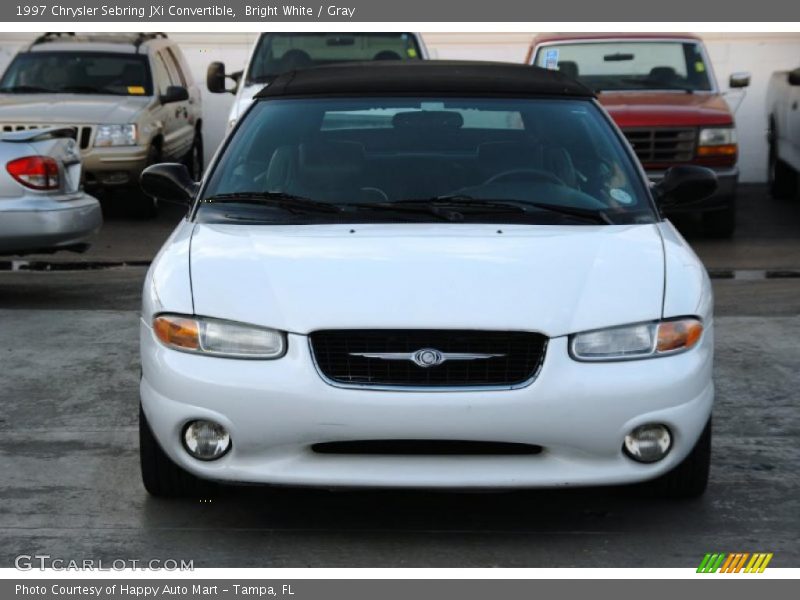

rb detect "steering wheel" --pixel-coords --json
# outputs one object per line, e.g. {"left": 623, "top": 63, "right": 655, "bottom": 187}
{"left": 484, "top": 168, "right": 566, "bottom": 187}
{"left": 360, "top": 187, "right": 389, "bottom": 202}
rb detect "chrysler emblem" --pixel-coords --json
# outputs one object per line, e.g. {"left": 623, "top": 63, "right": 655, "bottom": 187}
{"left": 411, "top": 348, "right": 445, "bottom": 368}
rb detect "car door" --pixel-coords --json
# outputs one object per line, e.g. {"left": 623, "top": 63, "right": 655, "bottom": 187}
{"left": 163, "top": 46, "right": 196, "bottom": 159}
{"left": 151, "top": 50, "right": 189, "bottom": 162}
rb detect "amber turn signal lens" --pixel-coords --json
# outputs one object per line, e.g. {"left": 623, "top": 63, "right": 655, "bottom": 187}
{"left": 656, "top": 319, "right": 703, "bottom": 353}
{"left": 153, "top": 315, "right": 200, "bottom": 350}
{"left": 697, "top": 144, "right": 737, "bottom": 157}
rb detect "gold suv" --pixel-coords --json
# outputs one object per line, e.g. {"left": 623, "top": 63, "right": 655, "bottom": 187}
{"left": 0, "top": 32, "right": 203, "bottom": 217}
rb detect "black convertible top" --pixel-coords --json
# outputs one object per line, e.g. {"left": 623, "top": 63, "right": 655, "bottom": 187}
{"left": 254, "top": 61, "right": 594, "bottom": 99}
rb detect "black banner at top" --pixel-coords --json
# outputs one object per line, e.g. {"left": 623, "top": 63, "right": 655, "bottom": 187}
{"left": 3, "top": 0, "right": 800, "bottom": 22}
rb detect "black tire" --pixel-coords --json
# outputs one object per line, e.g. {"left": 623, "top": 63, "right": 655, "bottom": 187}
{"left": 184, "top": 130, "right": 204, "bottom": 180}
{"left": 768, "top": 123, "right": 798, "bottom": 199}
{"left": 139, "top": 404, "right": 218, "bottom": 498}
{"left": 137, "top": 145, "right": 161, "bottom": 218}
{"left": 642, "top": 418, "right": 711, "bottom": 499}
{"left": 702, "top": 202, "right": 736, "bottom": 239}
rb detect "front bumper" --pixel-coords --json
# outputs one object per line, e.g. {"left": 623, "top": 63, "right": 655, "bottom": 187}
{"left": 649, "top": 166, "right": 738, "bottom": 213}
{"left": 81, "top": 146, "right": 149, "bottom": 190}
{"left": 0, "top": 192, "right": 102, "bottom": 255}
{"left": 140, "top": 320, "right": 715, "bottom": 490}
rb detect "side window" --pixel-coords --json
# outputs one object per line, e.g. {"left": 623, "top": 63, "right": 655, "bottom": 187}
{"left": 164, "top": 47, "right": 188, "bottom": 87}
{"left": 151, "top": 52, "right": 173, "bottom": 95}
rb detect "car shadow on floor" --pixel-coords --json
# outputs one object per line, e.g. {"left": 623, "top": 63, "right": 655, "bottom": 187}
{"left": 141, "top": 482, "right": 704, "bottom": 535}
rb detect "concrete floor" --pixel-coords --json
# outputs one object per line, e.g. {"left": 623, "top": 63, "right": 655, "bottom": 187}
{"left": 0, "top": 185, "right": 799, "bottom": 567}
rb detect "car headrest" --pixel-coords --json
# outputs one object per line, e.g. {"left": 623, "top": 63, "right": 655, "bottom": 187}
{"left": 392, "top": 111, "right": 464, "bottom": 130}
{"left": 297, "top": 140, "right": 365, "bottom": 179}
{"left": 558, "top": 61, "right": 579, "bottom": 80}
{"left": 374, "top": 50, "right": 402, "bottom": 61}
{"left": 478, "top": 141, "right": 543, "bottom": 169}
{"left": 649, "top": 66, "right": 678, "bottom": 83}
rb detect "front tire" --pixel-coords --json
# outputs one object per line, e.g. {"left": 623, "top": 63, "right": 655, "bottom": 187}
{"left": 702, "top": 202, "right": 736, "bottom": 239}
{"left": 139, "top": 404, "right": 217, "bottom": 498}
{"left": 641, "top": 418, "right": 711, "bottom": 499}
{"left": 769, "top": 124, "right": 798, "bottom": 199}
{"left": 184, "top": 130, "right": 204, "bottom": 179}
{"left": 137, "top": 145, "right": 161, "bottom": 218}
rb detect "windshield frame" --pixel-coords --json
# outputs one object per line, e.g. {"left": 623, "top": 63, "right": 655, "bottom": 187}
{"left": 533, "top": 38, "right": 719, "bottom": 94}
{"left": 194, "top": 94, "right": 660, "bottom": 226}
{"left": 0, "top": 50, "right": 154, "bottom": 97}
{"left": 244, "top": 33, "right": 424, "bottom": 86}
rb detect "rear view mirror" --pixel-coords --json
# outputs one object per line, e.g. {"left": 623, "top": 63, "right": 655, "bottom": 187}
{"left": 729, "top": 72, "right": 751, "bottom": 88}
{"left": 140, "top": 163, "right": 197, "bottom": 206}
{"left": 207, "top": 62, "right": 240, "bottom": 94}
{"left": 653, "top": 166, "right": 718, "bottom": 207}
{"left": 789, "top": 68, "right": 800, "bottom": 86}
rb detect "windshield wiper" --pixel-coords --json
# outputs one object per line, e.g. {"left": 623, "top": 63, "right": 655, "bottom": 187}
{"left": 202, "top": 192, "right": 342, "bottom": 214}
{"left": 0, "top": 85, "right": 55, "bottom": 93}
{"left": 358, "top": 196, "right": 613, "bottom": 225}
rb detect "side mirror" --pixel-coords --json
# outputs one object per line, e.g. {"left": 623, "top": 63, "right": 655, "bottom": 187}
{"left": 140, "top": 163, "right": 197, "bottom": 205}
{"left": 653, "top": 166, "right": 718, "bottom": 207}
{"left": 207, "top": 62, "right": 240, "bottom": 94}
{"left": 160, "top": 85, "right": 189, "bottom": 104}
{"left": 789, "top": 68, "right": 800, "bottom": 86}
{"left": 729, "top": 72, "right": 751, "bottom": 89}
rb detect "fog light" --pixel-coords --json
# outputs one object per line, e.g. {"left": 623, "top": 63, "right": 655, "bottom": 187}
{"left": 182, "top": 420, "right": 231, "bottom": 461}
{"left": 623, "top": 423, "right": 671, "bottom": 463}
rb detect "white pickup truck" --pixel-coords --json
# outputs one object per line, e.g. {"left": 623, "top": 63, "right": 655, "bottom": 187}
{"left": 767, "top": 67, "right": 800, "bottom": 198}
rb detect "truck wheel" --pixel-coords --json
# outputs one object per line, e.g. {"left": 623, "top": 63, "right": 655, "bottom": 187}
{"left": 138, "top": 146, "right": 161, "bottom": 218}
{"left": 641, "top": 418, "right": 711, "bottom": 499}
{"left": 184, "top": 130, "right": 204, "bottom": 179}
{"left": 769, "top": 128, "right": 798, "bottom": 199}
{"left": 702, "top": 202, "right": 736, "bottom": 238}
{"left": 139, "top": 404, "right": 218, "bottom": 498}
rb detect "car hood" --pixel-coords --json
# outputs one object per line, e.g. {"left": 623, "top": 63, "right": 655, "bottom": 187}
{"left": 599, "top": 92, "right": 734, "bottom": 128}
{"left": 189, "top": 223, "right": 665, "bottom": 338}
{"left": 0, "top": 94, "right": 151, "bottom": 124}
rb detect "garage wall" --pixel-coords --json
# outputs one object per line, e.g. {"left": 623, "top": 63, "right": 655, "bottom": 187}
{"left": 1, "top": 32, "right": 799, "bottom": 182}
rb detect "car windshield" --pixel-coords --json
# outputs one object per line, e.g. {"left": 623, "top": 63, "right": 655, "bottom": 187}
{"left": 199, "top": 97, "right": 655, "bottom": 226}
{"left": 0, "top": 51, "right": 152, "bottom": 96}
{"left": 534, "top": 41, "right": 713, "bottom": 93}
{"left": 245, "top": 33, "right": 423, "bottom": 84}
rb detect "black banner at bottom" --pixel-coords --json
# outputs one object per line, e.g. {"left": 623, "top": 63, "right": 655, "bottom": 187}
{"left": 3, "top": 579, "right": 797, "bottom": 600}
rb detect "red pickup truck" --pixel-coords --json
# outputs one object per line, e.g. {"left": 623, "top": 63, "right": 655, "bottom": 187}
{"left": 527, "top": 33, "right": 750, "bottom": 237}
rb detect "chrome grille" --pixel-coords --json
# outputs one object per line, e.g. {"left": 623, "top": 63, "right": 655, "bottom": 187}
{"left": 622, "top": 128, "right": 696, "bottom": 164}
{"left": 310, "top": 330, "right": 548, "bottom": 388}
{"left": 0, "top": 123, "right": 93, "bottom": 149}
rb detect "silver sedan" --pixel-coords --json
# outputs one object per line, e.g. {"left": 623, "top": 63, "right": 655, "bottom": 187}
{"left": 0, "top": 127, "right": 101, "bottom": 255}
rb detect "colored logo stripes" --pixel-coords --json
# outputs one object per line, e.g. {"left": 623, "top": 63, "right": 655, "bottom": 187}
{"left": 697, "top": 553, "right": 773, "bottom": 573}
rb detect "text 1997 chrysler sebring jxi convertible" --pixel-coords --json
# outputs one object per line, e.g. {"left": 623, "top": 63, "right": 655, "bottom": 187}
{"left": 139, "top": 61, "right": 717, "bottom": 498}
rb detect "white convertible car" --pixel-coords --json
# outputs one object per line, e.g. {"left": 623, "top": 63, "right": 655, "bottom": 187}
{"left": 139, "top": 61, "right": 717, "bottom": 499}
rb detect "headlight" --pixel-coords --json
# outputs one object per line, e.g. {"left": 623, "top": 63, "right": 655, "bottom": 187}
{"left": 153, "top": 314, "right": 286, "bottom": 359}
{"left": 94, "top": 124, "right": 137, "bottom": 147}
{"left": 697, "top": 127, "right": 737, "bottom": 157}
{"left": 570, "top": 318, "right": 703, "bottom": 361}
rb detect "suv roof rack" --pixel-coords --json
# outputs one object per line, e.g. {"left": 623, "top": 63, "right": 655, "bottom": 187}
{"left": 29, "top": 32, "right": 168, "bottom": 52}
